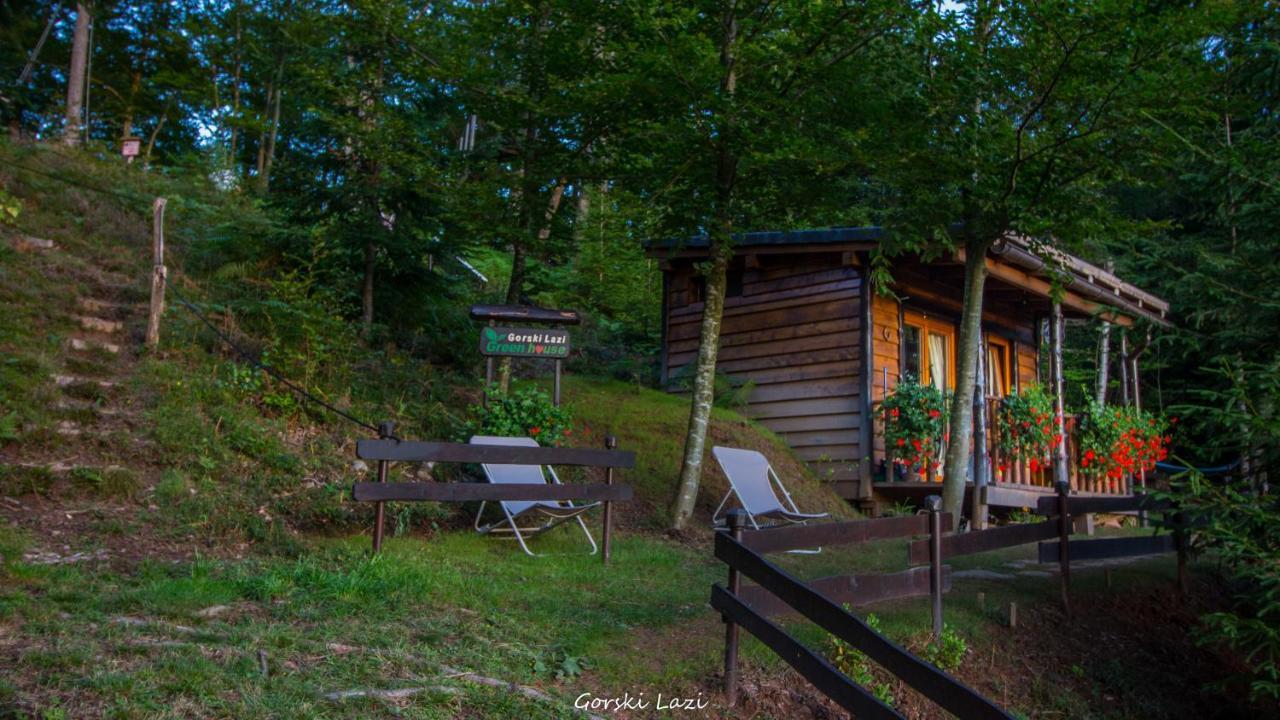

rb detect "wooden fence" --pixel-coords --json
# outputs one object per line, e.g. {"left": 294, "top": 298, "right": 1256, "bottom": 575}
{"left": 351, "top": 424, "right": 635, "bottom": 561}
{"left": 712, "top": 508, "right": 1013, "bottom": 719}
{"left": 713, "top": 483, "right": 1190, "bottom": 713}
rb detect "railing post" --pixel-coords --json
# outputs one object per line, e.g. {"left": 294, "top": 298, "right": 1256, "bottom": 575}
{"left": 603, "top": 435, "right": 617, "bottom": 565}
{"left": 372, "top": 421, "right": 394, "bottom": 554}
{"left": 723, "top": 509, "right": 746, "bottom": 706}
{"left": 1055, "top": 480, "right": 1071, "bottom": 617}
{"left": 145, "top": 197, "right": 167, "bottom": 348}
{"left": 925, "top": 494, "right": 944, "bottom": 641}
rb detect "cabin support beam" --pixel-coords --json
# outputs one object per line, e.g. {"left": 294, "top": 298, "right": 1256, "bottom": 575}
{"left": 858, "top": 257, "right": 875, "bottom": 506}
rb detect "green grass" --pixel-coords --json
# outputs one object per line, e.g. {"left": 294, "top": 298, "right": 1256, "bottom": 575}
{"left": 1, "top": 532, "right": 723, "bottom": 718}
{"left": 553, "top": 376, "right": 859, "bottom": 528}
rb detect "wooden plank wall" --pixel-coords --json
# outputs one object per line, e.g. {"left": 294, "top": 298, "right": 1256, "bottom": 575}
{"left": 1016, "top": 342, "right": 1039, "bottom": 389}
{"left": 869, "top": 293, "right": 901, "bottom": 462}
{"left": 665, "top": 255, "right": 863, "bottom": 485}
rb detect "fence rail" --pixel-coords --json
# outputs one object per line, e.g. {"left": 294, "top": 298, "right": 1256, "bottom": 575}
{"left": 714, "top": 512, "right": 1013, "bottom": 719}
{"left": 351, "top": 429, "right": 632, "bottom": 560}
{"left": 737, "top": 566, "right": 949, "bottom": 618}
{"left": 739, "top": 512, "right": 947, "bottom": 554}
{"left": 713, "top": 485, "right": 1191, "bottom": 714}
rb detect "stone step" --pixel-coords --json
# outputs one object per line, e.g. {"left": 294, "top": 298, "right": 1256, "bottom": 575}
{"left": 74, "top": 316, "right": 124, "bottom": 334}
{"left": 9, "top": 234, "right": 56, "bottom": 252}
{"left": 56, "top": 420, "right": 82, "bottom": 436}
{"left": 53, "top": 375, "right": 116, "bottom": 389}
{"left": 69, "top": 337, "right": 121, "bottom": 354}
{"left": 53, "top": 399, "right": 120, "bottom": 416}
{"left": 78, "top": 298, "right": 130, "bottom": 314}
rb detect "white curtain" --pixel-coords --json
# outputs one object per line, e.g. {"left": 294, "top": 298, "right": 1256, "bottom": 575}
{"left": 987, "top": 346, "right": 1006, "bottom": 397}
{"left": 928, "top": 332, "right": 947, "bottom": 391}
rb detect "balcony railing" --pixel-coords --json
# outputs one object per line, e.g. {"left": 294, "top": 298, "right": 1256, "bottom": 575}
{"left": 876, "top": 398, "right": 1133, "bottom": 496}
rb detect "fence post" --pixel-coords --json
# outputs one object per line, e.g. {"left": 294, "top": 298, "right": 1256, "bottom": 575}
{"left": 1173, "top": 508, "right": 1189, "bottom": 598}
{"left": 723, "top": 509, "right": 746, "bottom": 706}
{"left": 371, "top": 421, "right": 395, "bottom": 554}
{"left": 1055, "top": 480, "right": 1071, "bottom": 616}
{"left": 145, "top": 197, "right": 167, "bottom": 347}
{"left": 925, "top": 494, "right": 944, "bottom": 641}
{"left": 602, "top": 435, "right": 617, "bottom": 565}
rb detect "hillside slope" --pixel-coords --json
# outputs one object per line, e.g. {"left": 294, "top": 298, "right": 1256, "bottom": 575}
{"left": 0, "top": 143, "right": 854, "bottom": 562}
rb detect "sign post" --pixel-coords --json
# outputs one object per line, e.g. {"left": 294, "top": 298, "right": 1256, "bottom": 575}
{"left": 121, "top": 136, "right": 141, "bottom": 164}
{"left": 470, "top": 305, "right": 579, "bottom": 406}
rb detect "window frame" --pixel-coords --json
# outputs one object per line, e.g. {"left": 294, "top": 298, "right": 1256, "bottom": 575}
{"left": 901, "top": 309, "right": 956, "bottom": 390}
{"left": 985, "top": 333, "right": 1012, "bottom": 399}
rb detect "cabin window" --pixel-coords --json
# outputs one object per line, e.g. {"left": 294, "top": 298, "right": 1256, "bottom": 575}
{"left": 903, "top": 325, "right": 922, "bottom": 380}
{"left": 902, "top": 310, "right": 955, "bottom": 391}
{"left": 986, "top": 335, "right": 1011, "bottom": 398}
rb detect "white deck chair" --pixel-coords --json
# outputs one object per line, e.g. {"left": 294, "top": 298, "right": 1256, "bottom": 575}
{"left": 469, "top": 435, "right": 599, "bottom": 556}
{"left": 711, "top": 446, "right": 829, "bottom": 551}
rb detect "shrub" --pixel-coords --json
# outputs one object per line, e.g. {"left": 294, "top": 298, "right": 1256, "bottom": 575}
{"left": 923, "top": 624, "right": 968, "bottom": 671}
{"left": 829, "top": 613, "right": 895, "bottom": 707}
{"left": 467, "top": 385, "right": 574, "bottom": 446}
{"left": 993, "top": 384, "right": 1058, "bottom": 474}
{"left": 879, "top": 377, "right": 948, "bottom": 477}
{"left": 1175, "top": 472, "right": 1280, "bottom": 701}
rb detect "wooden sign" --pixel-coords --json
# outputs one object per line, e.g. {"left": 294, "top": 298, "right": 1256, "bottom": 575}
{"left": 121, "top": 137, "right": 142, "bottom": 158}
{"left": 480, "top": 326, "right": 570, "bottom": 358}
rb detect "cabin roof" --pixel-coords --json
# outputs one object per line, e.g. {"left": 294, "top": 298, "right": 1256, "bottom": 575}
{"left": 646, "top": 226, "right": 1170, "bottom": 326}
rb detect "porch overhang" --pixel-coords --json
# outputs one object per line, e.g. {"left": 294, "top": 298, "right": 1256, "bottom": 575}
{"left": 646, "top": 226, "right": 1171, "bottom": 328}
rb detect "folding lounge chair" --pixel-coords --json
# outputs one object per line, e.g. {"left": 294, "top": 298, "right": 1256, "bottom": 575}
{"left": 711, "top": 446, "right": 829, "bottom": 549}
{"left": 469, "top": 435, "right": 599, "bottom": 556}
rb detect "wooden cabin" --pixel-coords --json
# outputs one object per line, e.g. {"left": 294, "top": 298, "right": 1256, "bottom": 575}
{"left": 648, "top": 228, "right": 1170, "bottom": 513}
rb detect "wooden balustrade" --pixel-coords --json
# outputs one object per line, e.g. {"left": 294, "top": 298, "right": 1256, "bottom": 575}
{"left": 875, "top": 398, "right": 1132, "bottom": 496}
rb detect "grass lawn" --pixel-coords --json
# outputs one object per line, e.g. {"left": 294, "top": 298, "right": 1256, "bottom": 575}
{"left": 3, "top": 517, "right": 1245, "bottom": 720}
{"left": 1, "top": 524, "right": 725, "bottom": 719}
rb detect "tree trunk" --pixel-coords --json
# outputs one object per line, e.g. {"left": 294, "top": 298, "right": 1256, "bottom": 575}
{"left": 228, "top": 3, "right": 242, "bottom": 171}
{"left": 670, "top": 3, "right": 739, "bottom": 531}
{"left": 260, "top": 79, "right": 283, "bottom": 192}
{"left": 1095, "top": 321, "right": 1111, "bottom": 406}
{"left": 63, "top": 2, "right": 91, "bottom": 146}
{"left": 361, "top": 238, "right": 376, "bottom": 331}
{"left": 496, "top": 177, "right": 568, "bottom": 392}
{"left": 671, "top": 233, "right": 732, "bottom": 529}
{"left": 941, "top": 235, "right": 993, "bottom": 520}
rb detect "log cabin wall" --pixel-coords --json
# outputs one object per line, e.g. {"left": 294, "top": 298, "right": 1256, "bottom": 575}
{"left": 663, "top": 253, "right": 863, "bottom": 495}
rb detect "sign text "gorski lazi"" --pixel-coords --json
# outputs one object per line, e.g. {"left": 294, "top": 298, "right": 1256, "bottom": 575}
{"left": 480, "top": 326, "right": 571, "bottom": 358}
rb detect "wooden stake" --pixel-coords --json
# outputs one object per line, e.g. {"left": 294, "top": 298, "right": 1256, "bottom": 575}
{"left": 145, "top": 197, "right": 167, "bottom": 348}
{"left": 1008, "top": 602, "right": 1017, "bottom": 628}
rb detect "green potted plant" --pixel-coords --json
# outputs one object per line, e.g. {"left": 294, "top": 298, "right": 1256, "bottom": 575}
{"left": 992, "top": 384, "right": 1058, "bottom": 478}
{"left": 879, "top": 377, "right": 948, "bottom": 481}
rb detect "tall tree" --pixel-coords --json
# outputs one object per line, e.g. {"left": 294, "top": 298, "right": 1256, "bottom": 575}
{"left": 877, "top": 0, "right": 1213, "bottom": 519}
{"left": 63, "top": 1, "right": 90, "bottom": 146}
{"left": 623, "top": 0, "right": 913, "bottom": 530}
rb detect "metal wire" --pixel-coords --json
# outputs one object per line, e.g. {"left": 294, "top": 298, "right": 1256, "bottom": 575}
{"left": 160, "top": 271, "right": 397, "bottom": 440}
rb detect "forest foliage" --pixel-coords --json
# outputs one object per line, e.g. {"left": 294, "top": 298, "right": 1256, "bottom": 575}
{"left": 1, "top": 0, "right": 1279, "bottom": 695}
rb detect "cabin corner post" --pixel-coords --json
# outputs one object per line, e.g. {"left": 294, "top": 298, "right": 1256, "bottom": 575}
{"left": 371, "top": 421, "right": 395, "bottom": 554}
{"left": 1055, "top": 481, "right": 1072, "bottom": 617}
{"left": 925, "top": 495, "right": 945, "bottom": 641}
{"left": 603, "top": 435, "right": 617, "bottom": 565}
{"left": 859, "top": 258, "right": 875, "bottom": 505}
{"left": 722, "top": 509, "right": 746, "bottom": 706}
{"left": 1050, "top": 302, "right": 1070, "bottom": 490}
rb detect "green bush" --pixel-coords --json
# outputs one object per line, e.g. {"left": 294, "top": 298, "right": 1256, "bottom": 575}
{"left": 466, "top": 385, "right": 573, "bottom": 446}
{"left": 1175, "top": 472, "right": 1280, "bottom": 700}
